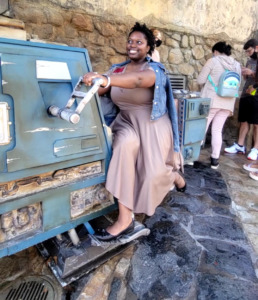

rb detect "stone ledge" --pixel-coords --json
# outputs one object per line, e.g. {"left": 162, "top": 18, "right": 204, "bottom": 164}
{"left": 0, "top": 16, "right": 25, "bottom": 29}
{"left": 0, "top": 26, "right": 26, "bottom": 40}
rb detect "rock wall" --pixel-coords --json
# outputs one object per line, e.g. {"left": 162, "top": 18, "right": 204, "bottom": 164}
{"left": 8, "top": 0, "right": 256, "bottom": 87}
{"left": 4, "top": 0, "right": 258, "bottom": 144}
{"left": 10, "top": 0, "right": 257, "bottom": 41}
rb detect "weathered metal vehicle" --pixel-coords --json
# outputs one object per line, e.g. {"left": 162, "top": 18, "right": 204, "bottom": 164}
{"left": 0, "top": 38, "right": 150, "bottom": 288}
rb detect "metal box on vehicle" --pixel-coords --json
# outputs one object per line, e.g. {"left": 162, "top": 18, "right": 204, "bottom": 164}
{"left": 178, "top": 97, "right": 211, "bottom": 164}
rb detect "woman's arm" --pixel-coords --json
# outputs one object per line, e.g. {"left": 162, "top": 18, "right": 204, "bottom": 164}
{"left": 98, "top": 85, "right": 111, "bottom": 96}
{"left": 197, "top": 58, "right": 213, "bottom": 85}
{"left": 83, "top": 69, "right": 156, "bottom": 92}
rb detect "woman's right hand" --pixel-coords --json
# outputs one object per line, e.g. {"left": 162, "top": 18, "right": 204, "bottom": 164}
{"left": 82, "top": 72, "right": 109, "bottom": 87}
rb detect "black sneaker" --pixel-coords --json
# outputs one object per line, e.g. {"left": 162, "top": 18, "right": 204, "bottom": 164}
{"left": 210, "top": 157, "right": 219, "bottom": 169}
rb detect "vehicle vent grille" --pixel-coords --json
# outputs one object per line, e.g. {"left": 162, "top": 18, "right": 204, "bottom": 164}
{"left": 167, "top": 73, "right": 186, "bottom": 90}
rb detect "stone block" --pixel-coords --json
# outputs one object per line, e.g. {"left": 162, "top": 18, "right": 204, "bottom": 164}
{"left": 166, "top": 38, "right": 179, "bottom": 48}
{"left": 189, "top": 35, "right": 195, "bottom": 47}
{"left": 178, "top": 63, "right": 195, "bottom": 75}
{"left": 192, "top": 215, "right": 246, "bottom": 241}
{"left": 72, "top": 13, "right": 94, "bottom": 31}
{"left": 198, "top": 274, "right": 258, "bottom": 299}
{"left": 0, "top": 26, "right": 26, "bottom": 40}
{"left": 198, "top": 239, "right": 257, "bottom": 281}
{"left": 168, "top": 48, "right": 184, "bottom": 64}
{"left": 181, "top": 35, "right": 188, "bottom": 48}
{"left": 172, "top": 33, "right": 181, "bottom": 41}
{"left": 192, "top": 45, "right": 205, "bottom": 60}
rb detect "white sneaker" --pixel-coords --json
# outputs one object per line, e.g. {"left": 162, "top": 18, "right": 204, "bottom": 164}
{"left": 247, "top": 148, "right": 258, "bottom": 161}
{"left": 224, "top": 143, "right": 246, "bottom": 154}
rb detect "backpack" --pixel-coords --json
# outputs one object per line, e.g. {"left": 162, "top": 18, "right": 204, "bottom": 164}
{"left": 208, "top": 70, "right": 241, "bottom": 98}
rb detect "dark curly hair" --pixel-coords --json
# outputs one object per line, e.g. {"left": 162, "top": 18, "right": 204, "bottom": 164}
{"left": 128, "top": 22, "right": 155, "bottom": 55}
{"left": 212, "top": 41, "right": 232, "bottom": 56}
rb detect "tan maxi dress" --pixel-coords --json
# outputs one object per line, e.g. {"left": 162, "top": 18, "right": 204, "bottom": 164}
{"left": 105, "top": 66, "right": 178, "bottom": 216}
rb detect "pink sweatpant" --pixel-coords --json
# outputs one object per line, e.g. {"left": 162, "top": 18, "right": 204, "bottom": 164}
{"left": 205, "top": 108, "right": 231, "bottom": 159}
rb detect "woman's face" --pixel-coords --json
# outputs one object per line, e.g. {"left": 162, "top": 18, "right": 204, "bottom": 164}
{"left": 127, "top": 31, "right": 150, "bottom": 61}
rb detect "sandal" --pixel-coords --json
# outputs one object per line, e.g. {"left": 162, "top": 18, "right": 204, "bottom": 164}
{"left": 249, "top": 171, "right": 258, "bottom": 181}
{"left": 243, "top": 162, "right": 258, "bottom": 172}
{"left": 176, "top": 183, "right": 187, "bottom": 193}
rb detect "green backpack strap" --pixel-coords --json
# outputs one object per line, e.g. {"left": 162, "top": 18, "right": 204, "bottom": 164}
{"left": 208, "top": 75, "right": 218, "bottom": 93}
{"left": 208, "top": 63, "right": 229, "bottom": 94}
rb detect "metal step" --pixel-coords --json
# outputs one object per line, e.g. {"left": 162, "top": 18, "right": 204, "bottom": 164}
{"left": 37, "top": 217, "right": 150, "bottom": 286}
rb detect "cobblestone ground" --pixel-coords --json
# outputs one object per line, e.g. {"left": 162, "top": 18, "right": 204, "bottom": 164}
{"left": 0, "top": 147, "right": 257, "bottom": 300}
{"left": 125, "top": 162, "right": 258, "bottom": 300}
{"left": 77, "top": 147, "right": 258, "bottom": 300}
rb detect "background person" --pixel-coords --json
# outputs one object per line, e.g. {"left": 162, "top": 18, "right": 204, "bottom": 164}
{"left": 197, "top": 41, "right": 241, "bottom": 169}
{"left": 224, "top": 39, "right": 258, "bottom": 161}
{"left": 150, "top": 28, "right": 162, "bottom": 62}
{"left": 83, "top": 22, "right": 186, "bottom": 241}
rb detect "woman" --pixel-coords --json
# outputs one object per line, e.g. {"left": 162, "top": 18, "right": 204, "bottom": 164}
{"left": 83, "top": 22, "right": 186, "bottom": 241}
{"left": 197, "top": 41, "right": 241, "bottom": 169}
{"left": 150, "top": 28, "right": 162, "bottom": 62}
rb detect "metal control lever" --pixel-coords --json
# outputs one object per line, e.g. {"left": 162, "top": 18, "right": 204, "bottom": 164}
{"left": 47, "top": 77, "right": 103, "bottom": 124}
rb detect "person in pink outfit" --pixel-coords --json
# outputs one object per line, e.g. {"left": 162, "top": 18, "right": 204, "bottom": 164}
{"left": 197, "top": 41, "right": 241, "bottom": 169}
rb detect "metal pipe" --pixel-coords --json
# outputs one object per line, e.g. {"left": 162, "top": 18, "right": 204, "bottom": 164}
{"left": 56, "top": 234, "right": 63, "bottom": 241}
{"left": 68, "top": 228, "right": 80, "bottom": 246}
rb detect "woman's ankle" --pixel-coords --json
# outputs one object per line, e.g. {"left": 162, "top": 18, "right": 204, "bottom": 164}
{"left": 175, "top": 174, "right": 185, "bottom": 189}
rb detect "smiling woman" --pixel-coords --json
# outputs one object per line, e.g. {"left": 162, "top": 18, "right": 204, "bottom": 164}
{"left": 82, "top": 22, "right": 186, "bottom": 241}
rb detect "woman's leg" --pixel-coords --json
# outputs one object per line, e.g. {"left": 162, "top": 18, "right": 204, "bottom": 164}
{"left": 174, "top": 172, "right": 186, "bottom": 189}
{"left": 106, "top": 202, "right": 133, "bottom": 236}
{"left": 238, "top": 122, "right": 249, "bottom": 146}
{"left": 205, "top": 108, "right": 217, "bottom": 134}
{"left": 210, "top": 109, "right": 231, "bottom": 159}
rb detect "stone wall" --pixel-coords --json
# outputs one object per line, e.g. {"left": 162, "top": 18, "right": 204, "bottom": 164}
{"left": 4, "top": 0, "right": 258, "bottom": 145}
{"left": 9, "top": 0, "right": 258, "bottom": 41}
{"left": 7, "top": 0, "right": 253, "bottom": 89}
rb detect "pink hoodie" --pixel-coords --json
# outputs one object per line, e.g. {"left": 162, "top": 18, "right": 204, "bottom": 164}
{"left": 197, "top": 55, "right": 241, "bottom": 114}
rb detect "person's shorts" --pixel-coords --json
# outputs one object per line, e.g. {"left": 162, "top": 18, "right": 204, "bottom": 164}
{"left": 238, "top": 95, "right": 258, "bottom": 124}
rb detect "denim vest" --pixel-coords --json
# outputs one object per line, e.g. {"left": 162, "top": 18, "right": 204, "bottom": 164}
{"left": 102, "top": 57, "right": 180, "bottom": 152}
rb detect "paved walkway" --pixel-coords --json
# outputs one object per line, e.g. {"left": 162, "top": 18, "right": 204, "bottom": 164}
{"left": 76, "top": 146, "right": 258, "bottom": 300}
{"left": 200, "top": 146, "right": 258, "bottom": 263}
